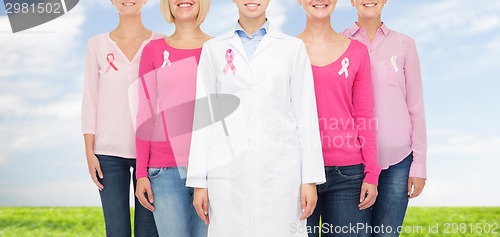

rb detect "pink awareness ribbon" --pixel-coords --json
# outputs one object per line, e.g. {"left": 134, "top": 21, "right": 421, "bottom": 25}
{"left": 338, "top": 57, "right": 349, "bottom": 79}
{"left": 161, "top": 50, "right": 172, "bottom": 68}
{"left": 223, "top": 49, "right": 236, "bottom": 75}
{"left": 105, "top": 53, "right": 118, "bottom": 73}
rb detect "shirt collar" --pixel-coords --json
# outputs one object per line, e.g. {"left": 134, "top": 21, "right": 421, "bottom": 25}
{"left": 235, "top": 20, "right": 269, "bottom": 38}
{"left": 348, "top": 22, "right": 390, "bottom": 37}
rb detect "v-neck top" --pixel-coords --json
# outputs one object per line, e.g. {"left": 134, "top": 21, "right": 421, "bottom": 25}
{"left": 312, "top": 39, "right": 380, "bottom": 185}
{"left": 82, "top": 32, "right": 164, "bottom": 159}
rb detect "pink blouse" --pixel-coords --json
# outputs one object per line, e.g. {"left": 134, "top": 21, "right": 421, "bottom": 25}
{"left": 82, "top": 32, "right": 164, "bottom": 158}
{"left": 343, "top": 24, "right": 427, "bottom": 179}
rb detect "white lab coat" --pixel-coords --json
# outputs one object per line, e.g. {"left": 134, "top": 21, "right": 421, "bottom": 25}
{"left": 186, "top": 24, "right": 326, "bottom": 237}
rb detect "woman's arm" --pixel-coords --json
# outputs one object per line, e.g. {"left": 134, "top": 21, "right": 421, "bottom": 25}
{"left": 404, "top": 38, "right": 427, "bottom": 199}
{"left": 82, "top": 40, "right": 103, "bottom": 190}
{"left": 290, "top": 41, "right": 325, "bottom": 220}
{"left": 405, "top": 39, "right": 427, "bottom": 180}
{"left": 135, "top": 42, "right": 158, "bottom": 211}
{"left": 352, "top": 42, "right": 380, "bottom": 186}
{"left": 352, "top": 43, "right": 380, "bottom": 209}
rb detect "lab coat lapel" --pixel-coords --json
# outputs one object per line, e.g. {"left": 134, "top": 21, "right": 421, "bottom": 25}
{"left": 229, "top": 34, "right": 249, "bottom": 63}
{"left": 252, "top": 23, "right": 284, "bottom": 60}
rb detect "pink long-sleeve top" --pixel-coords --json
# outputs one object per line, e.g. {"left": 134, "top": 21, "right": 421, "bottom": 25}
{"left": 343, "top": 23, "right": 427, "bottom": 179}
{"left": 312, "top": 39, "right": 380, "bottom": 185}
{"left": 136, "top": 39, "right": 202, "bottom": 178}
{"left": 82, "top": 32, "right": 163, "bottom": 158}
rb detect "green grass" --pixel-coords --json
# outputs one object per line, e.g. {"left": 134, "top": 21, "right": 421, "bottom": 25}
{"left": 401, "top": 207, "right": 500, "bottom": 237}
{"left": 0, "top": 207, "right": 107, "bottom": 237}
{"left": 0, "top": 207, "right": 499, "bottom": 236}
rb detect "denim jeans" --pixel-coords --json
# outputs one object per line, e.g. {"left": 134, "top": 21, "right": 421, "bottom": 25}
{"left": 307, "top": 164, "right": 372, "bottom": 237}
{"left": 148, "top": 167, "right": 208, "bottom": 237}
{"left": 96, "top": 154, "right": 158, "bottom": 237}
{"left": 370, "top": 153, "right": 413, "bottom": 237}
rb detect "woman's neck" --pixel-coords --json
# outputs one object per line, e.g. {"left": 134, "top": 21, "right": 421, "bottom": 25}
{"left": 357, "top": 17, "right": 383, "bottom": 41}
{"left": 112, "top": 13, "right": 149, "bottom": 38}
{"left": 299, "top": 17, "right": 340, "bottom": 43}
{"left": 169, "top": 21, "right": 205, "bottom": 41}
{"left": 238, "top": 15, "right": 267, "bottom": 35}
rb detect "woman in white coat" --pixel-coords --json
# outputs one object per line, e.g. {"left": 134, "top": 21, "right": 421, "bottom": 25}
{"left": 186, "top": 0, "right": 326, "bottom": 236}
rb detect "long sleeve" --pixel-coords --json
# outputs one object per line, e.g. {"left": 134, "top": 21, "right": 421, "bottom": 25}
{"left": 353, "top": 44, "right": 380, "bottom": 185}
{"left": 136, "top": 43, "right": 157, "bottom": 179}
{"left": 82, "top": 41, "right": 99, "bottom": 135}
{"left": 186, "top": 43, "right": 215, "bottom": 188}
{"left": 405, "top": 39, "right": 427, "bottom": 179}
{"left": 290, "top": 42, "right": 326, "bottom": 185}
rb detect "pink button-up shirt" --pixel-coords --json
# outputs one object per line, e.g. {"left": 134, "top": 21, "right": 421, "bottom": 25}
{"left": 343, "top": 23, "right": 427, "bottom": 179}
{"left": 82, "top": 32, "right": 163, "bottom": 158}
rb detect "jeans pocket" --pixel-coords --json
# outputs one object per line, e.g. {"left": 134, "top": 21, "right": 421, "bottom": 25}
{"left": 148, "top": 168, "right": 163, "bottom": 179}
{"left": 337, "top": 164, "right": 365, "bottom": 180}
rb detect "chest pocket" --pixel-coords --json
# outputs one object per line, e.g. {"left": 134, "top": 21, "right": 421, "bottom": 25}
{"left": 373, "top": 56, "right": 403, "bottom": 86}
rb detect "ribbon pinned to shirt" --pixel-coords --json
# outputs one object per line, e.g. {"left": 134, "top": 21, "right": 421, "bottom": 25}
{"left": 391, "top": 55, "right": 399, "bottom": 73}
{"left": 105, "top": 53, "right": 118, "bottom": 73}
{"left": 338, "top": 57, "right": 349, "bottom": 79}
{"left": 161, "top": 50, "right": 172, "bottom": 68}
{"left": 223, "top": 49, "right": 236, "bottom": 75}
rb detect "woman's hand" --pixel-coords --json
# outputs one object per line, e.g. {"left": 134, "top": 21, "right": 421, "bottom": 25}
{"left": 135, "top": 177, "right": 155, "bottom": 211}
{"left": 193, "top": 188, "right": 210, "bottom": 224}
{"left": 408, "top": 177, "right": 426, "bottom": 199}
{"left": 86, "top": 152, "right": 104, "bottom": 191}
{"left": 300, "top": 183, "right": 318, "bottom": 221}
{"left": 358, "top": 182, "right": 377, "bottom": 210}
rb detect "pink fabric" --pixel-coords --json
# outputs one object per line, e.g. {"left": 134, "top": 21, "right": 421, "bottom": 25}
{"left": 312, "top": 40, "right": 380, "bottom": 185}
{"left": 82, "top": 32, "right": 163, "bottom": 158}
{"left": 136, "top": 39, "right": 202, "bottom": 178}
{"left": 343, "top": 23, "right": 427, "bottom": 179}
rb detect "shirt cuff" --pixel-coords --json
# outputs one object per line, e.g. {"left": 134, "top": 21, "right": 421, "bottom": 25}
{"left": 136, "top": 169, "right": 148, "bottom": 179}
{"left": 186, "top": 177, "right": 207, "bottom": 188}
{"left": 302, "top": 176, "right": 326, "bottom": 185}
{"left": 363, "top": 172, "right": 379, "bottom": 186}
{"left": 409, "top": 162, "right": 427, "bottom": 179}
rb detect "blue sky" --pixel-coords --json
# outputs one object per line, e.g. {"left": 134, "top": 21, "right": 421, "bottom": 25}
{"left": 0, "top": 0, "right": 499, "bottom": 206}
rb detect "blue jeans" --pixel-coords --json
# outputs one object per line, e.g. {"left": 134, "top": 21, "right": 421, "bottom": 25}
{"left": 96, "top": 154, "right": 158, "bottom": 237}
{"left": 148, "top": 167, "right": 208, "bottom": 237}
{"left": 308, "top": 164, "right": 372, "bottom": 237}
{"left": 370, "top": 153, "right": 413, "bottom": 237}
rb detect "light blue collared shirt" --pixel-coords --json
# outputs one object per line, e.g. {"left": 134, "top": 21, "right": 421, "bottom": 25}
{"left": 235, "top": 20, "right": 269, "bottom": 59}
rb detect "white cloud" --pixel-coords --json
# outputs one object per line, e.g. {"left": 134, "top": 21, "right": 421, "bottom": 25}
{"left": 410, "top": 129, "right": 500, "bottom": 206}
{"left": 0, "top": 180, "right": 100, "bottom": 206}
{"left": 430, "top": 136, "right": 500, "bottom": 155}
{"left": 0, "top": 5, "right": 86, "bottom": 164}
{"left": 200, "top": 0, "right": 292, "bottom": 36}
{"left": 487, "top": 35, "right": 500, "bottom": 50}
{"left": 335, "top": 0, "right": 351, "bottom": 10}
{"left": 267, "top": 0, "right": 292, "bottom": 29}
{"left": 0, "top": 152, "right": 5, "bottom": 166}
{"left": 388, "top": 0, "right": 500, "bottom": 43}
{"left": 410, "top": 177, "right": 500, "bottom": 207}
{"left": 382, "top": 0, "right": 500, "bottom": 82}
{"left": 0, "top": 83, "right": 81, "bottom": 120}
{"left": 201, "top": 2, "right": 239, "bottom": 36}
{"left": 0, "top": 7, "right": 85, "bottom": 77}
